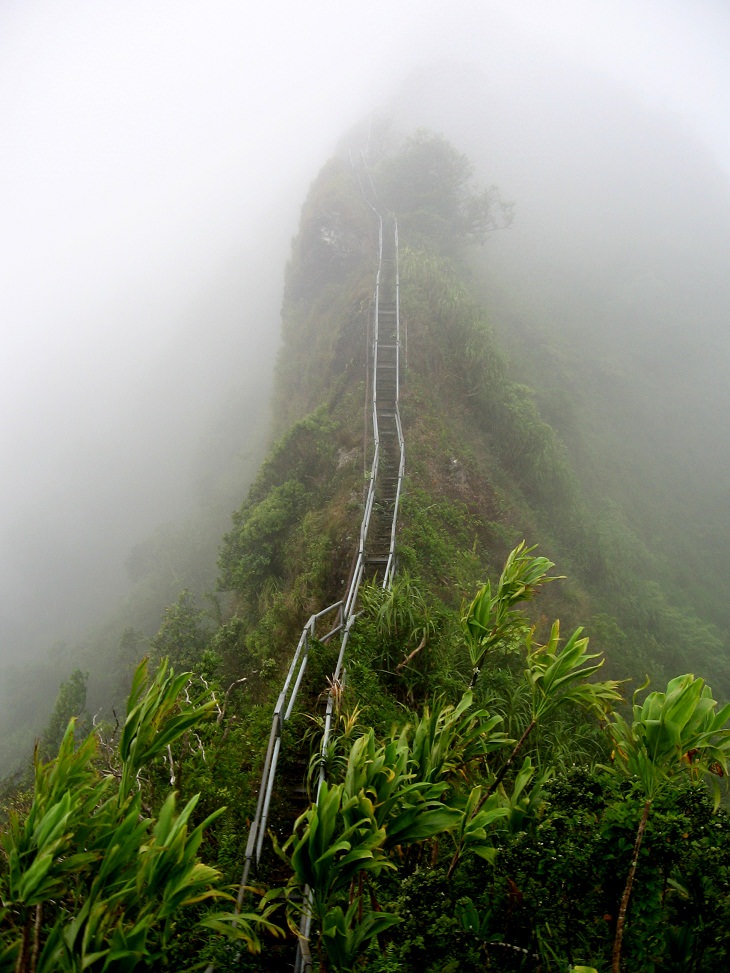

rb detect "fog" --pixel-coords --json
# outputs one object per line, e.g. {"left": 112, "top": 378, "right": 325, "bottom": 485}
{"left": 0, "top": 0, "right": 409, "bottom": 654}
{"left": 2, "top": 2, "right": 730, "bottom": 698}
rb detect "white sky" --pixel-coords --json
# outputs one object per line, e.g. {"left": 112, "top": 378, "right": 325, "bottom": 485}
{"left": 2, "top": 0, "right": 728, "bottom": 411}
{"left": 1, "top": 0, "right": 729, "bottom": 647}
{"left": 509, "top": 0, "right": 730, "bottom": 168}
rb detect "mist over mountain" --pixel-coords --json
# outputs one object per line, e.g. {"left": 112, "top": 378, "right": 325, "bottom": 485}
{"left": 0, "top": 220, "right": 285, "bottom": 653}
{"left": 3, "top": 2, "right": 730, "bottom": 774}
{"left": 6, "top": 11, "right": 730, "bottom": 964}
{"left": 381, "top": 55, "right": 730, "bottom": 637}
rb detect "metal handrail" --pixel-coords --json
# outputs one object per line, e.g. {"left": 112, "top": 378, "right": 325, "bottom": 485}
{"left": 236, "top": 600, "right": 343, "bottom": 900}
{"left": 234, "top": 201, "right": 405, "bottom": 973}
{"left": 382, "top": 408, "right": 405, "bottom": 588}
{"left": 380, "top": 215, "right": 403, "bottom": 589}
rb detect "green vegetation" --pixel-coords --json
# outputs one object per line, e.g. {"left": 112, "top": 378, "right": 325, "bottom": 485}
{"left": 0, "top": 659, "right": 279, "bottom": 971}
{"left": 3, "top": 130, "right": 730, "bottom": 971}
{"left": 5, "top": 547, "right": 730, "bottom": 970}
{"left": 375, "top": 130, "right": 513, "bottom": 253}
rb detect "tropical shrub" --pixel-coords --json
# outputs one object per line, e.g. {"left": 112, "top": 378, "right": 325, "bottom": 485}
{"left": 0, "top": 659, "right": 279, "bottom": 971}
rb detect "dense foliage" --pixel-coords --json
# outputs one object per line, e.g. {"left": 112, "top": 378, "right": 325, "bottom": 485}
{"left": 4, "top": 130, "right": 730, "bottom": 971}
{"left": 4, "top": 550, "right": 730, "bottom": 972}
{"left": 0, "top": 659, "right": 280, "bottom": 971}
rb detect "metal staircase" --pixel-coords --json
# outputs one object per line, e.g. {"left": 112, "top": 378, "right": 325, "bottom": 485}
{"left": 364, "top": 215, "right": 403, "bottom": 582}
{"left": 225, "top": 205, "right": 403, "bottom": 973}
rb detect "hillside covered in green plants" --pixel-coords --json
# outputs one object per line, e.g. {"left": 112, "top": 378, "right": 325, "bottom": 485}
{"left": 3, "top": 132, "right": 730, "bottom": 973}
{"left": 223, "top": 129, "right": 727, "bottom": 697}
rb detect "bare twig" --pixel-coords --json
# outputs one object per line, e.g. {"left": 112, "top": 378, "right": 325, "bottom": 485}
{"left": 612, "top": 797, "right": 652, "bottom": 973}
{"left": 192, "top": 731, "right": 206, "bottom": 762}
{"left": 166, "top": 744, "right": 176, "bottom": 786}
{"left": 395, "top": 634, "right": 427, "bottom": 672}
{"left": 218, "top": 677, "right": 248, "bottom": 723}
{"left": 31, "top": 903, "right": 42, "bottom": 972}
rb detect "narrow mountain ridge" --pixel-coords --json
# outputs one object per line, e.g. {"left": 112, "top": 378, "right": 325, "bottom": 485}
{"left": 5, "top": 130, "right": 730, "bottom": 973}
{"left": 218, "top": 135, "right": 727, "bottom": 702}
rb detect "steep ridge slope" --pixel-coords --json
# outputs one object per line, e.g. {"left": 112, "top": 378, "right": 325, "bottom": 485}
{"left": 218, "top": 133, "right": 728, "bottom": 736}
{"left": 384, "top": 59, "right": 730, "bottom": 686}
{"left": 208, "top": 134, "right": 730, "bottom": 973}
{"left": 5, "top": 132, "right": 730, "bottom": 973}
{"left": 236, "top": 204, "right": 404, "bottom": 900}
